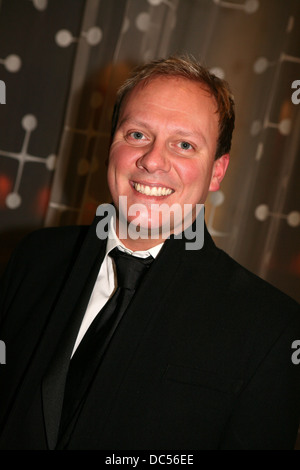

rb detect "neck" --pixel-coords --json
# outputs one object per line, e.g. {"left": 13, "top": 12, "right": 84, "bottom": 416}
{"left": 115, "top": 219, "right": 167, "bottom": 252}
{"left": 119, "top": 236, "right": 165, "bottom": 252}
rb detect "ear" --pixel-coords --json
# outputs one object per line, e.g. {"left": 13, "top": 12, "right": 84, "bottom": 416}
{"left": 208, "top": 154, "right": 230, "bottom": 192}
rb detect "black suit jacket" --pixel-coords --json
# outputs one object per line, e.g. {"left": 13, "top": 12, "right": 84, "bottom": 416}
{"left": 0, "top": 215, "right": 300, "bottom": 450}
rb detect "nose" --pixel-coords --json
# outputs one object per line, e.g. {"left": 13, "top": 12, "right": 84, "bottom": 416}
{"left": 136, "top": 141, "right": 171, "bottom": 173}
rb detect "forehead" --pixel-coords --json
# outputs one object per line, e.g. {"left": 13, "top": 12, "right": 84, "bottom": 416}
{"left": 118, "top": 77, "right": 219, "bottom": 148}
{"left": 119, "top": 76, "right": 219, "bottom": 126}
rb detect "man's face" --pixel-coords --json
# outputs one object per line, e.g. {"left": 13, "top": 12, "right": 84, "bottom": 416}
{"left": 107, "top": 76, "right": 229, "bottom": 241}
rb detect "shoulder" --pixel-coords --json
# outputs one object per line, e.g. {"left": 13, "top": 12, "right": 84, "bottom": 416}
{"left": 0, "top": 224, "right": 98, "bottom": 322}
{"left": 184, "top": 230, "right": 299, "bottom": 326}
{"left": 6, "top": 225, "right": 91, "bottom": 268}
{"left": 0, "top": 225, "right": 91, "bottom": 288}
{"left": 218, "top": 247, "right": 297, "bottom": 301}
{"left": 212, "top": 245, "right": 300, "bottom": 326}
{"left": 176, "top": 227, "right": 299, "bottom": 318}
{"left": 10, "top": 225, "right": 88, "bottom": 247}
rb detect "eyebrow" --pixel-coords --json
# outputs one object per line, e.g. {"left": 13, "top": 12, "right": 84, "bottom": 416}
{"left": 118, "top": 115, "right": 208, "bottom": 146}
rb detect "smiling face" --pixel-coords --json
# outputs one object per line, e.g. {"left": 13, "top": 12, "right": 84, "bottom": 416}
{"left": 107, "top": 76, "right": 229, "bottom": 250}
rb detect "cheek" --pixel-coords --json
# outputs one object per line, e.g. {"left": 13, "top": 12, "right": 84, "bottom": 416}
{"left": 177, "top": 161, "right": 205, "bottom": 188}
{"left": 108, "top": 148, "right": 126, "bottom": 182}
{"left": 107, "top": 146, "right": 138, "bottom": 201}
{"left": 109, "top": 144, "right": 137, "bottom": 174}
{"left": 175, "top": 159, "right": 214, "bottom": 202}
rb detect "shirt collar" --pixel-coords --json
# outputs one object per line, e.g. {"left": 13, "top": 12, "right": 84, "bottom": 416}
{"left": 106, "top": 214, "right": 164, "bottom": 259}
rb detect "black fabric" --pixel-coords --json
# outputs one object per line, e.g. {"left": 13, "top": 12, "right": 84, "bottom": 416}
{"left": 1, "top": 220, "right": 300, "bottom": 450}
{"left": 58, "top": 248, "right": 153, "bottom": 441}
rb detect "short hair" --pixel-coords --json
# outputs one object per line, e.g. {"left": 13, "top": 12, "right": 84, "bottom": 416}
{"left": 111, "top": 55, "right": 235, "bottom": 160}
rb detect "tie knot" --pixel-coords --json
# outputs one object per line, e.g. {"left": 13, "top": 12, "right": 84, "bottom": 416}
{"left": 109, "top": 247, "right": 153, "bottom": 290}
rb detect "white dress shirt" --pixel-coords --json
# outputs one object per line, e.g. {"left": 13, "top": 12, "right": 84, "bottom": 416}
{"left": 71, "top": 217, "right": 163, "bottom": 355}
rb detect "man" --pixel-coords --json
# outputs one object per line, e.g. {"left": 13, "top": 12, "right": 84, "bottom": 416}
{"left": 0, "top": 56, "right": 300, "bottom": 450}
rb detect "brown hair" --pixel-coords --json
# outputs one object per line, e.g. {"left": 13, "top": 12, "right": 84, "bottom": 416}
{"left": 111, "top": 55, "right": 235, "bottom": 160}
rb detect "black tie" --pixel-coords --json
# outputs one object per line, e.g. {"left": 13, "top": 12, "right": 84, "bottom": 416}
{"left": 58, "top": 247, "right": 153, "bottom": 441}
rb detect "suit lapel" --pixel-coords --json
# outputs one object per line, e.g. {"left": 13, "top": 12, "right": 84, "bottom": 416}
{"left": 42, "top": 217, "right": 106, "bottom": 450}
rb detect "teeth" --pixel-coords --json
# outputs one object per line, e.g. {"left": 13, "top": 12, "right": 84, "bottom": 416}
{"left": 133, "top": 183, "right": 173, "bottom": 196}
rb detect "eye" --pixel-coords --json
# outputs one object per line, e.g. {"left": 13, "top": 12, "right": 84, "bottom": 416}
{"left": 178, "top": 141, "right": 193, "bottom": 151}
{"left": 129, "top": 131, "right": 145, "bottom": 140}
{"left": 125, "top": 131, "right": 148, "bottom": 145}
